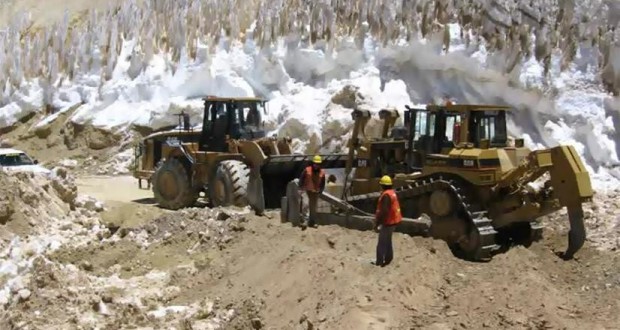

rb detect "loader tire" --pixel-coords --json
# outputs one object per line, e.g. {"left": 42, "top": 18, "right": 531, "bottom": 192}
{"left": 210, "top": 160, "right": 250, "bottom": 207}
{"left": 152, "top": 158, "right": 197, "bottom": 210}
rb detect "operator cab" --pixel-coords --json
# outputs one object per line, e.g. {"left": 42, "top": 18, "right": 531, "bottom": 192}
{"left": 403, "top": 104, "right": 510, "bottom": 167}
{"left": 199, "top": 96, "right": 267, "bottom": 152}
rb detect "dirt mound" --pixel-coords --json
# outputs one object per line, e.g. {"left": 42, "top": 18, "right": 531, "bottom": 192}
{"left": 1, "top": 107, "right": 136, "bottom": 178}
{"left": 0, "top": 168, "right": 103, "bottom": 307}
{"left": 0, "top": 167, "right": 76, "bottom": 233}
{"left": 6, "top": 206, "right": 256, "bottom": 329}
{"left": 51, "top": 207, "right": 250, "bottom": 278}
{"left": 1, "top": 255, "right": 239, "bottom": 330}
{"left": 156, "top": 212, "right": 619, "bottom": 330}
{"left": 330, "top": 85, "right": 366, "bottom": 109}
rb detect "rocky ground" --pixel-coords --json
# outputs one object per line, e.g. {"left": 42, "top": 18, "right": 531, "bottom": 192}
{"left": 0, "top": 167, "right": 619, "bottom": 330}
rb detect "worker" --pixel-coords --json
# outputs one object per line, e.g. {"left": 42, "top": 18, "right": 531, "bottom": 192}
{"left": 298, "top": 155, "right": 326, "bottom": 228}
{"left": 373, "top": 175, "right": 402, "bottom": 267}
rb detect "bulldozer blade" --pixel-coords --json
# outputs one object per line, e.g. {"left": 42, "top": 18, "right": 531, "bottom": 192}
{"left": 561, "top": 205, "right": 586, "bottom": 260}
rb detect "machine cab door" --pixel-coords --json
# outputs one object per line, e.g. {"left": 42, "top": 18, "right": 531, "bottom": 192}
{"left": 405, "top": 106, "right": 464, "bottom": 168}
{"left": 405, "top": 107, "right": 431, "bottom": 169}
{"left": 200, "top": 101, "right": 230, "bottom": 152}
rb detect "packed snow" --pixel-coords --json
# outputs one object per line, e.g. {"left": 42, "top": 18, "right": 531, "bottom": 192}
{"left": 0, "top": 1, "right": 618, "bottom": 190}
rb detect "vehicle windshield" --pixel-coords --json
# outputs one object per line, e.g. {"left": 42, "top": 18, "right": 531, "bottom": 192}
{"left": 470, "top": 110, "right": 507, "bottom": 146}
{"left": 234, "top": 101, "right": 263, "bottom": 128}
{"left": 0, "top": 153, "right": 34, "bottom": 166}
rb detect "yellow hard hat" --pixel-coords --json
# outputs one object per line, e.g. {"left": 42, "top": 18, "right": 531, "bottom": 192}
{"left": 312, "top": 155, "right": 322, "bottom": 164}
{"left": 379, "top": 175, "right": 392, "bottom": 186}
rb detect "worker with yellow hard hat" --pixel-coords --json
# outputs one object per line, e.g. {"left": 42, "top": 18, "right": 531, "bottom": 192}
{"left": 298, "top": 155, "right": 326, "bottom": 229}
{"left": 373, "top": 175, "right": 402, "bottom": 267}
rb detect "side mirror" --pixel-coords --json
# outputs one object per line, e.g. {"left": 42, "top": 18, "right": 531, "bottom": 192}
{"left": 34, "top": 160, "right": 39, "bottom": 164}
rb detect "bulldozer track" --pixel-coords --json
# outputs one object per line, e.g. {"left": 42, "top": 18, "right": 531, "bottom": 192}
{"left": 348, "top": 175, "right": 502, "bottom": 261}
{"left": 397, "top": 175, "right": 547, "bottom": 259}
{"left": 402, "top": 176, "right": 500, "bottom": 261}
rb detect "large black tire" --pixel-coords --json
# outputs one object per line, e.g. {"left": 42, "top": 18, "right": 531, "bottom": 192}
{"left": 210, "top": 160, "right": 250, "bottom": 207}
{"left": 152, "top": 158, "right": 198, "bottom": 210}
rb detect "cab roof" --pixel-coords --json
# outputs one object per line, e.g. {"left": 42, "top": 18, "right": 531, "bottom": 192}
{"left": 425, "top": 104, "right": 512, "bottom": 112}
{"left": 0, "top": 148, "right": 25, "bottom": 155}
{"left": 203, "top": 96, "right": 265, "bottom": 102}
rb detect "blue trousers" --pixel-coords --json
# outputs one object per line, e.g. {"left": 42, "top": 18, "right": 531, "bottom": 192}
{"left": 376, "top": 225, "right": 395, "bottom": 266}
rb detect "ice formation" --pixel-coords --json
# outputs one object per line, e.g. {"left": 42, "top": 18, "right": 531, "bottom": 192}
{"left": 0, "top": 0, "right": 618, "bottom": 189}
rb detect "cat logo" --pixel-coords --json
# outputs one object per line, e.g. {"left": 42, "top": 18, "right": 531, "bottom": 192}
{"left": 356, "top": 158, "right": 369, "bottom": 167}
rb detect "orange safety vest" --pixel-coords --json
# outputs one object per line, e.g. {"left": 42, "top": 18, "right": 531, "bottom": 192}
{"left": 376, "top": 189, "right": 402, "bottom": 226}
{"left": 303, "top": 166, "right": 325, "bottom": 192}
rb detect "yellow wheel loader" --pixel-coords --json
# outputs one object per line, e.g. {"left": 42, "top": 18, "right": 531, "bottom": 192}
{"left": 133, "top": 96, "right": 348, "bottom": 213}
{"left": 282, "top": 104, "right": 593, "bottom": 261}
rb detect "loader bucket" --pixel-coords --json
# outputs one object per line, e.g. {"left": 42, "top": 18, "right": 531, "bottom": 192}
{"left": 258, "top": 154, "right": 349, "bottom": 209}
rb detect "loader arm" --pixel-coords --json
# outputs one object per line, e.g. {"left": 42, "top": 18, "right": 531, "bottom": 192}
{"left": 378, "top": 109, "right": 400, "bottom": 138}
{"left": 343, "top": 110, "right": 371, "bottom": 198}
{"left": 495, "top": 145, "right": 593, "bottom": 259}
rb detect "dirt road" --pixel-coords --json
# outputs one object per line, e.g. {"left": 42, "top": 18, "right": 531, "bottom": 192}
{"left": 65, "top": 176, "right": 620, "bottom": 329}
{"left": 76, "top": 175, "right": 150, "bottom": 203}
{"left": 76, "top": 175, "right": 168, "bottom": 229}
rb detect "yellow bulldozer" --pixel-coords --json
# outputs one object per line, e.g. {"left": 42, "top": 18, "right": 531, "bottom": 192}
{"left": 282, "top": 104, "right": 593, "bottom": 261}
{"left": 133, "top": 96, "right": 348, "bottom": 213}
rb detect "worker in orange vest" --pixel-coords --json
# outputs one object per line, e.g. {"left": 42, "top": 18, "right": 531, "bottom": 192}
{"left": 298, "top": 155, "right": 326, "bottom": 228}
{"left": 373, "top": 175, "right": 402, "bottom": 266}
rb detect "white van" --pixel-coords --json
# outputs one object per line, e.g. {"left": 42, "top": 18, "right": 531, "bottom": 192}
{"left": 0, "top": 148, "right": 51, "bottom": 175}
